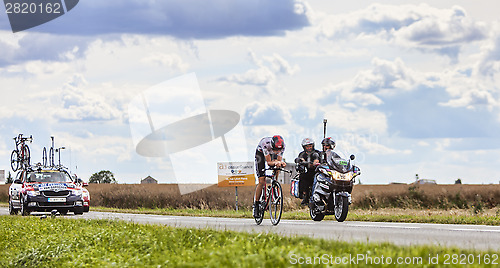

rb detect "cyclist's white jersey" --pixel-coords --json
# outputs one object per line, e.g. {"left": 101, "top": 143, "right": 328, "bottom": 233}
{"left": 256, "top": 137, "right": 285, "bottom": 157}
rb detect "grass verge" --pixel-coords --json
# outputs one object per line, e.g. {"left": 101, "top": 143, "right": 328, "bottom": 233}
{"left": 1, "top": 215, "right": 498, "bottom": 267}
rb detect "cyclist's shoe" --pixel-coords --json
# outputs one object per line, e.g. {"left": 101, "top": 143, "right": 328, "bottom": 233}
{"left": 252, "top": 201, "right": 261, "bottom": 218}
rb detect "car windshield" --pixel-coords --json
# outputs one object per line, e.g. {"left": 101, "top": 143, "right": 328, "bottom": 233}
{"left": 27, "top": 171, "right": 72, "bottom": 183}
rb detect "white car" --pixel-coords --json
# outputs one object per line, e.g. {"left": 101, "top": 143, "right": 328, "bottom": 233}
{"left": 9, "top": 167, "right": 85, "bottom": 216}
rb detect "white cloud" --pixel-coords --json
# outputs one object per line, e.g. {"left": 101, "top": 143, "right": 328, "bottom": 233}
{"left": 242, "top": 102, "right": 289, "bottom": 126}
{"left": 317, "top": 4, "right": 487, "bottom": 58}
{"left": 217, "top": 50, "right": 298, "bottom": 88}
{"left": 52, "top": 74, "right": 122, "bottom": 121}
{"left": 477, "top": 23, "right": 500, "bottom": 77}
{"left": 141, "top": 53, "right": 189, "bottom": 71}
{"left": 440, "top": 89, "right": 498, "bottom": 110}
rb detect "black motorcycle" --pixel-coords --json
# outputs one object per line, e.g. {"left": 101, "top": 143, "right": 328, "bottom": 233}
{"left": 309, "top": 153, "right": 360, "bottom": 222}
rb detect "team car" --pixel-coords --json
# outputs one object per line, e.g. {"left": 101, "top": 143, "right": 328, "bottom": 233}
{"left": 9, "top": 166, "right": 86, "bottom": 216}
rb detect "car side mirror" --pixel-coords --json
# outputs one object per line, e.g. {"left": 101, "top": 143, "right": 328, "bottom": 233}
{"left": 13, "top": 179, "right": 22, "bottom": 184}
{"left": 350, "top": 155, "right": 355, "bottom": 160}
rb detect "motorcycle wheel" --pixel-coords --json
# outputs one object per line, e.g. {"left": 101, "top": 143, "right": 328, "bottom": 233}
{"left": 334, "top": 195, "right": 349, "bottom": 222}
{"left": 309, "top": 203, "right": 325, "bottom": 221}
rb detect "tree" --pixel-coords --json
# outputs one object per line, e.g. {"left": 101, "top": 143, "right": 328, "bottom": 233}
{"left": 6, "top": 171, "right": 13, "bottom": 184}
{"left": 455, "top": 178, "right": 462, "bottom": 184}
{"left": 89, "top": 170, "right": 117, "bottom": 184}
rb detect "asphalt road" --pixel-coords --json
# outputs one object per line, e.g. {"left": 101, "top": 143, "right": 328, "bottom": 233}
{"left": 2, "top": 207, "right": 500, "bottom": 251}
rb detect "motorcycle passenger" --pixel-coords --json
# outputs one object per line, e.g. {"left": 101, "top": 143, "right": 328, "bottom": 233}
{"left": 253, "top": 135, "right": 286, "bottom": 218}
{"left": 295, "top": 138, "right": 320, "bottom": 206}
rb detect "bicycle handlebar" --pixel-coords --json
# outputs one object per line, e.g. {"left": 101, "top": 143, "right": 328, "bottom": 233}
{"left": 264, "top": 166, "right": 292, "bottom": 174}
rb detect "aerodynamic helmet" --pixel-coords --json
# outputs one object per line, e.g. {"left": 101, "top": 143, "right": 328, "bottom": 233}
{"left": 271, "top": 135, "right": 284, "bottom": 150}
{"left": 301, "top": 137, "right": 315, "bottom": 150}
{"left": 321, "top": 137, "right": 335, "bottom": 150}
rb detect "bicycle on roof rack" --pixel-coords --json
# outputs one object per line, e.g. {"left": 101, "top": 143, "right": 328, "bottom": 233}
{"left": 10, "top": 134, "right": 32, "bottom": 172}
{"left": 43, "top": 136, "right": 65, "bottom": 167}
{"left": 254, "top": 166, "right": 291, "bottom": 226}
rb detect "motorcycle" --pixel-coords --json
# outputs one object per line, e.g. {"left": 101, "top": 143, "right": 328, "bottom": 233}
{"left": 309, "top": 151, "right": 360, "bottom": 222}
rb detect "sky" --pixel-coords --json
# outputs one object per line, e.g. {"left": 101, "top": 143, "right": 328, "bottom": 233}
{"left": 1, "top": 0, "right": 500, "bottom": 185}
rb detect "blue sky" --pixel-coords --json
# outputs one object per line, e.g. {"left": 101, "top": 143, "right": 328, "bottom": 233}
{"left": 1, "top": 0, "right": 499, "bottom": 184}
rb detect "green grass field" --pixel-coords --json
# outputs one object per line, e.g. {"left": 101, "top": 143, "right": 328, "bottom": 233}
{"left": 1, "top": 216, "right": 498, "bottom": 267}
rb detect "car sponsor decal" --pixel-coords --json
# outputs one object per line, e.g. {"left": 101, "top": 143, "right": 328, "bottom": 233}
{"left": 38, "top": 183, "right": 73, "bottom": 191}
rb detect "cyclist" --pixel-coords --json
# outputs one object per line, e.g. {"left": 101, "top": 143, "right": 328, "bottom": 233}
{"left": 295, "top": 138, "right": 320, "bottom": 205}
{"left": 253, "top": 135, "right": 286, "bottom": 218}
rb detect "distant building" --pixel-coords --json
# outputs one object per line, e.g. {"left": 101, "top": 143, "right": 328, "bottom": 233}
{"left": 413, "top": 179, "right": 437, "bottom": 185}
{"left": 141, "top": 176, "right": 158, "bottom": 184}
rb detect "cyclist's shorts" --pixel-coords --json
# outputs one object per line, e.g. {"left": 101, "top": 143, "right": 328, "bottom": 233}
{"left": 255, "top": 150, "right": 266, "bottom": 178}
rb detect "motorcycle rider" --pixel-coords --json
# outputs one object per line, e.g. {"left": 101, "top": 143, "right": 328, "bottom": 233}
{"left": 310, "top": 137, "right": 340, "bottom": 209}
{"left": 295, "top": 138, "right": 320, "bottom": 206}
{"left": 320, "top": 137, "right": 340, "bottom": 164}
{"left": 253, "top": 135, "right": 286, "bottom": 218}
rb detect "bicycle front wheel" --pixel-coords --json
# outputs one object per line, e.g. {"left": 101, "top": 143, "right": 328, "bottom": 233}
{"left": 10, "top": 150, "right": 19, "bottom": 171}
{"left": 254, "top": 185, "right": 265, "bottom": 225}
{"left": 269, "top": 182, "right": 283, "bottom": 225}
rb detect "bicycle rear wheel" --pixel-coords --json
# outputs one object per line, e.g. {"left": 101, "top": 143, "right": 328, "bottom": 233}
{"left": 42, "top": 147, "right": 47, "bottom": 167}
{"left": 22, "top": 145, "right": 30, "bottom": 169}
{"left": 269, "top": 182, "right": 283, "bottom": 225}
{"left": 49, "top": 147, "right": 54, "bottom": 167}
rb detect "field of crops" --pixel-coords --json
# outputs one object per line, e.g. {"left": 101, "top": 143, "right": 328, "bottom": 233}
{"left": 1, "top": 216, "right": 498, "bottom": 267}
{"left": 2, "top": 183, "right": 499, "bottom": 211}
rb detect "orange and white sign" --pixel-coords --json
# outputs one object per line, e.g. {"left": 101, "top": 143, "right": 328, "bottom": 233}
{"left": 217, "top": 162, "right": 254, "bottom": 187}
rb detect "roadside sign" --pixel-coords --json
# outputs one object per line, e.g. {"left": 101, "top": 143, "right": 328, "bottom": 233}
{"left": 217, "top": 162, "right": 254, "bottom": 187}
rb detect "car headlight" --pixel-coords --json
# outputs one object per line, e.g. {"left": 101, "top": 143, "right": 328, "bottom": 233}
{"left": 26, "top": 190, "right": 39, "bottom": 196}
{"left": 72, "top": 189, "right": 83, "bottom": 196}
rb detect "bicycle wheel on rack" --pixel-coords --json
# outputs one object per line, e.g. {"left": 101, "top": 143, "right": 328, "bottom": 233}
{"left": 42, "top": 147, "right": 47, "bottom": 167}
{"left": 269, "top": 181, "right": 283, "bottom": 226}
{"left": 10, "top": 150, "right": 19, "bottom": 171}
{"left": 49, "top": 147, "right": 54, "bottom": 167}
{"left": 22, "top": 145, "right": 30, "bottom": 169}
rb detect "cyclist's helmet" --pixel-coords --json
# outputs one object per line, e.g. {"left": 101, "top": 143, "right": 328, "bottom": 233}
{"left": 271, "top": 135, "right": 285, "bottom": 150}
{"left": 321, "top": 137, "right": 335, "bottom": 150}
{"left": 301, "top": 137, "right": 315, "bottom": 151}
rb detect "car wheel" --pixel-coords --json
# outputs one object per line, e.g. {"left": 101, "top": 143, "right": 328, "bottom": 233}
{"left": 74, "top": 207, "right": 84, "bottom": 215}
{"left": 83, "top": 206, "right": 89, "bottom": 213}
{"left": 20, "top": 198, "right": 30, "bottom": 216}
{"left": 58, "top": 209, "right": 68, "bottom": 215}
{"left": 9, "top": 201, "right": 18, "bottom": 215}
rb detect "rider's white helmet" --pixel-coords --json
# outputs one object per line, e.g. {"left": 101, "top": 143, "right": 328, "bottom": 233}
{"left": 301, "top": 138, "right": 315, "bottom": 150}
